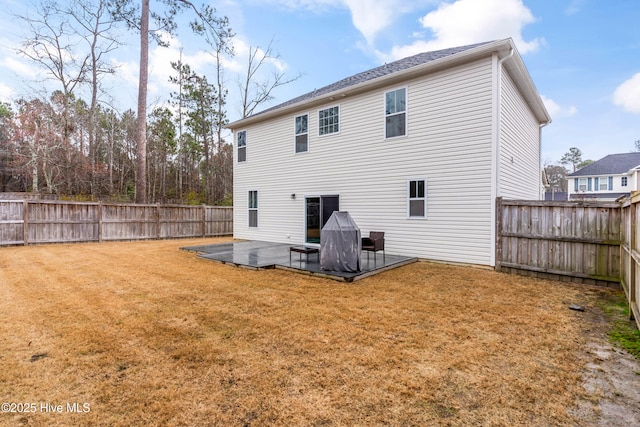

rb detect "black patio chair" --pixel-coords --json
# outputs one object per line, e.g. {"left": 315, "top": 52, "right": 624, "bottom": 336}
{"left": 362, "top": 231, "right": 385, "bottom": 263}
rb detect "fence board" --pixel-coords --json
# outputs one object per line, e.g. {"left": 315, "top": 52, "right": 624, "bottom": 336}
{"left": 496, "top": 199, "right": 621, "bottom": 284}
{"left": 0, "top": 200, "right": 232, "bottom": 246}
{"left": 621, "top": 193, "right": 640, "bottom": 329}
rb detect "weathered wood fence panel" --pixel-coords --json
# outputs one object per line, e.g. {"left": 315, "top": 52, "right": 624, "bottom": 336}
{"left": 621, "top": 193, "right": 640, "bottom": 329}
{"left": 0, "top": 200, "right": 232, "bottom": 246}
{"left": 496, "top": 198, "right": 621, "bottom": 285}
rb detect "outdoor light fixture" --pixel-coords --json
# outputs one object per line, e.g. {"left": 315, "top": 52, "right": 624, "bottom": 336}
{"left": 291, "top": 193, "right": 296, "bottom": 200}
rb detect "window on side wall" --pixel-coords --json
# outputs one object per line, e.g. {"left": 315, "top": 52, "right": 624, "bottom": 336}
{"left": 295, "top": 114, "right": 308, "bottom": 153}
{"left": 385, "top": 88, "right": 406, "bottom": 138}
{"left": 578, "top": 178, "right": 587, "bottom": 191}
{"left": 237, "top": 131, "right": 247, "bottom": 162}
{"left": 248, "top": 190, "right": 258, "bottom": 228}
{"left": 408, "top": 179, "right": 426, "bottom": 218}
{"left": 622, "top": 176, "right": 628, "bottom": 187}
{"left": 319, "top": 106, "right": 339, "bottom": 135}
{"left": 598, "top": 178, "right": 608, "bottom": 191}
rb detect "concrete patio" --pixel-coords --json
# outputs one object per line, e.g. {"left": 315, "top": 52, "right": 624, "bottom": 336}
{"left": 181, "top": 240, "right": 417, "bottom": 282}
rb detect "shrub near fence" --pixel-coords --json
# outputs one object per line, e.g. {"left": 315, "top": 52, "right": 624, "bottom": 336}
{"left": 0, "top": 200, "right": 232, "bottom": 246}
{"left": 496, "top": 198, "right": 621, "bottom": 285}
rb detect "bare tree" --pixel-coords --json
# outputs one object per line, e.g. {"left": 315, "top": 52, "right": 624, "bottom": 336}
{"left": 16, "top": 1, "right": 91, "bottom": 191}
{"left": 110, "top": 0, "right": 231, "bottom": 204}
{"left": 239, "top": 40, "right": 302, "bottom": 118}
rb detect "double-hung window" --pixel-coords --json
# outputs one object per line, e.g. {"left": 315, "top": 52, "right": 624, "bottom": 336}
{"left": 237, "top": 131, "right": 247, "bottom": 162}
{"left": 408, "top": 179, "right": 426, "bottom": 218}
{"left": 319, "top": 106, "right": 339, "bottom": 135}
{"left": 578, "top": 178, "right": 587, "bottom": 192}
{"left": 385, "top": 88, "right": 406, "bottom": 138}
{"left": 295, "top": 114, "right": 308, "bottom": 153}
{"left": 248, "top": 191, "right": 258, "bottom": 228}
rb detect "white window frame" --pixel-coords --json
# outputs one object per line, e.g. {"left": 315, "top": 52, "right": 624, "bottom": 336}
{"left": 294, "top": 113, "right": 309, "bottom": 153}
{"left": 318, "top": 106, "right": 340, "bottom": 136}
{"left": 598, "top": 177, "right": 608, "bottom": 191}
{"left": 385, "top": 87, "right": 407, "bottom": 139}
{"left": 578, "top": 178, "right": 587, "bottom": 192}
{"left": 237, "top": 130, "right": 247, "bottom": 163}
{"left": 248, "top": 190, "right": 258, "bottom": 228}
{"left": 407, "top": 178, "right": 427, "bottom": 219}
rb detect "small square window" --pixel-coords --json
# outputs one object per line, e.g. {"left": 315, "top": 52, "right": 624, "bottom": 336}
{"left": 319, "top": 106, "right": 339, "bottom": 135}
{"left": 622, "top": 176, "right": 628, "bottom": 187}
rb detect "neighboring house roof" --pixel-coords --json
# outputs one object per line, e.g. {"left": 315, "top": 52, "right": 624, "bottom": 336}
{"left": 227, "top": 38, "right": 550, "bottom": 129}
{"left": 569, "top": 192, "right": 629, "bottom": 200}
{"left": 569, "top": 152, "right": 640, "bottom": 177}
{"left": 544, "top": 191, "right": 568, "bottom": 201}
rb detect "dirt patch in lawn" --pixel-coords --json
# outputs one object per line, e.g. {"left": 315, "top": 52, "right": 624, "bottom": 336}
{"left": 0, "top": 238, "right": 638, "bottom": 426}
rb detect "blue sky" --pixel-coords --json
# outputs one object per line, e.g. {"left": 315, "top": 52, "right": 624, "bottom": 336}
{"left": 1, "top": 0, "right": 639, "bottom": 165}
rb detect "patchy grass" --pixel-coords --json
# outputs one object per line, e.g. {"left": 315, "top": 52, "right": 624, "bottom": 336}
{"left": 0, "top": 238, "right": 617, "bottom": 426}
{"left": 595, "top": 291, "right": 640, "bottom": 358}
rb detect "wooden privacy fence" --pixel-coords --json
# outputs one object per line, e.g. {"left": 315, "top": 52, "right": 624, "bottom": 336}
{"left": 621, "top": 193, "right": 640, "bottom": 328}
{"left": 496, "top": 198, "right": 621, "bottom": 286}
{"left": 0, "top": 200, "right": 233, "bottom": 246}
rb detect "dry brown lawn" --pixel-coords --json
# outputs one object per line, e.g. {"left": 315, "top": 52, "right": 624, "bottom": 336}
{"left": 0, "top": 238, "right": 620, "bottom": 426}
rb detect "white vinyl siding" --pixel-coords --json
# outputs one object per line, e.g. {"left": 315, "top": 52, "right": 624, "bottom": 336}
{"left": 499, "top": 69, "right": 541, "bottom": 199}
{"left": 233, "top": 57, "right": 496, "bottom": 266}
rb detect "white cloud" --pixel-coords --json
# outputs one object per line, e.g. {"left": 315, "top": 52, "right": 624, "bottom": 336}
{"left": 565, "top": 0, "right": 586, "bottom": 15}
{"left": 378, "top": 0, "right": 543, "bottom": 61}
{"left": 541, "top": 95, "right": 577, "bottom": 119}
{"left": 343, "top": 0, "right": 415, "bottom": 44}
{"left": 613, "top": 72, "right": 640, "bottom": 114}
{"left": 0, "top": 82, "right": 14, "bottom": 103}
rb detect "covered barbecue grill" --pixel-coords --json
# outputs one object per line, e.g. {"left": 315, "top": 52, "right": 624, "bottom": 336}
{"left": 320, "top": 211, "right": 361, "bottom": 272}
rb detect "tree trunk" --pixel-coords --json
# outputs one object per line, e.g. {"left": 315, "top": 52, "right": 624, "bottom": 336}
{"left": 135, "top": 0, "right": 149, "bottom": 203}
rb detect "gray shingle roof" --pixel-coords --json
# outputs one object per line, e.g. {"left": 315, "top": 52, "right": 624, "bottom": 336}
{"left": 568, "top": 152, "right": 640, "bottom": 176}
{"left": 253, "top": 41, "right": 494, "bottom": 117}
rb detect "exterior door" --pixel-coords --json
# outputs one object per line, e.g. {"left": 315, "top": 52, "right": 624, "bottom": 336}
{"left": 305, "top": 195, "right": 339, "bottom": 244}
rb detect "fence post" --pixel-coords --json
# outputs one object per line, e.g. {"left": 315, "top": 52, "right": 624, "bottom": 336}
{"left": 156, "top": 203, "right": 161, "bottom": 240}
{"left": 495, "top": 197, "right": 503, "bottom": 272}
{"left": 631, "top": 200, "right": 637, "bottom": 320}
{"left": 23, "top": 200, "right": 29, "bottom": 246}
{"left": 98, "top": 201, "right": 103, "bottom": 243}
{"left": 201, "top": 205, "right": 206, "bottom": 237}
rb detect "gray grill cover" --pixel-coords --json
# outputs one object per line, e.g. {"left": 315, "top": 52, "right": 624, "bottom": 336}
{"left": 320, "top": 211, "right": 361, "bottom": 272}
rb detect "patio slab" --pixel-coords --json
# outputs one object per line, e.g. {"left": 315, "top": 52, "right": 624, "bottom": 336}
{"left": 181, "top": 240, "right": 417, "bottom": 282}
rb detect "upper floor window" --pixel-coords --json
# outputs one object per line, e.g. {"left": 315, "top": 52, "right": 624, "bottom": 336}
{"left": 295, "top": 114, "right": 308, "bottom": 153}
{"left": 319, "top": 106, "right": 339, "bottom": 135}
{"left": 578, "top": 178, "right": 587, "bottom": 192}
{"left": 408, "top": 179, "right": 426, "bottom": 218}
{"left": 237, "top": 131, "right": 247, "bottom": 162}
{"left": 622, "top": 176, "right": 628, "bottom": 187}
{"left": 385, "top": 88, "right": 406, "bottom": 138}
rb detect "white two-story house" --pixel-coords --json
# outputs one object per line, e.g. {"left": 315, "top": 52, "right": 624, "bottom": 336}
{"left": 227, "top": 38, "right": 551, "bottom": 267}
{"left": 567, "top": 152, "right": 640, "bottom": 201}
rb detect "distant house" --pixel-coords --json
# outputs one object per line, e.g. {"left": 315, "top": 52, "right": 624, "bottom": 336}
{"left": 567, "top": 153, "right": 640, "bottom": 201}
{"left": 226, "top": 38, "right": 551, "bottom": 267}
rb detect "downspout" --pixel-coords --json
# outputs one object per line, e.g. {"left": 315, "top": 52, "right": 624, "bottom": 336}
{"left": 539, "top": 121, "right": 551, "bottom": 199}
{"left": 490, "top": 47, "right": 513, "bottom": 267}
{"left": 495, "top": 47, "right": 513, "bottom": 198}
